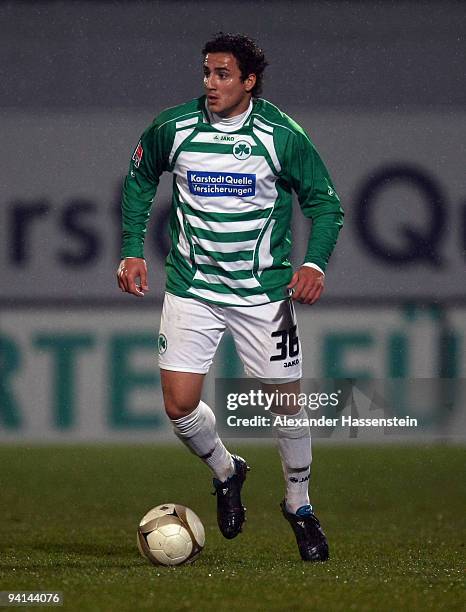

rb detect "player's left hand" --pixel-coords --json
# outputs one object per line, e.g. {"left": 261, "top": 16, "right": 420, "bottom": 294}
{"left": 287, "top": 266, "right": 324, "bottom": 304}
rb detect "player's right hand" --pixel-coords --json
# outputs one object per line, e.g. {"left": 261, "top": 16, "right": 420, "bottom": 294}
{"left": 117, "top": 258, "right": 149, "bottom": 297}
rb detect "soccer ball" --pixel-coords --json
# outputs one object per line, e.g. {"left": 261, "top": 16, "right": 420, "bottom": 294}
{"left": 137, "top": 503, "right": 205, "bottom": 566}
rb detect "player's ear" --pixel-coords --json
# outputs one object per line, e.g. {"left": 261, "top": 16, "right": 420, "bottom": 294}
{"left": 244, "top": 73, "right": 256, "bottom": 93}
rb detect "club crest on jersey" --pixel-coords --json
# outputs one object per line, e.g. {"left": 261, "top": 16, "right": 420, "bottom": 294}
{"left": 132, "top": 141, "right": 143, "bottom": 168}
{"left": 233, "top": 140, "right": 252, "bottom": 160}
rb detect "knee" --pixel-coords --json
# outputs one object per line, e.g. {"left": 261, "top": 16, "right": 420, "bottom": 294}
{"left": 162, "top": 383, "right": 201, "bottom": 420}
{"left": 160, "top": 370, "right": 204, "bottom": 420}
{"left": 164, "top": 396, "right": 199, "bottom": 420}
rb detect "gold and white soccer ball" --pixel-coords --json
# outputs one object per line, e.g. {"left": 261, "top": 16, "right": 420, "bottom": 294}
{"left": 137, "top": 503, "right": 205, "bottom": 566}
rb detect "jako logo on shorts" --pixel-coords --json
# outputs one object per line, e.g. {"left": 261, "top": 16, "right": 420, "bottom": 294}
{"left": 187, "top": 171, "right": 256, "bottom": 198}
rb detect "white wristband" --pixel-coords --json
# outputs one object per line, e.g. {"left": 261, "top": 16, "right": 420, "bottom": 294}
{"left": 302, "top": 262, "right": 325, "bottom": 276}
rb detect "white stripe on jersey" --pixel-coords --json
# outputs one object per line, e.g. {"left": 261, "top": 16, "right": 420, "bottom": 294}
{"left": 193, "top": 270, "right": 260, "bottom": 289}
{"left": 253, "top": 117, "right": 274, "bottom": 134}
{"left": 190, "top": 133, "right": 257, "bottom": 145}
{"left": 169, "top": 128, "right": 196, "bottom": 165}
{"left": 176, "top": 117, "right": 199, "bottom": 129}
{"left": 186, "top": 286, "right": 267, "bottom": 306}
{"left": 193, "top": 236, "right": 257, "bottom": 253}
{"left": 252, "top": 125, "right": 281, "bottom": 174}
{"left": 193, "top": 256, "right": 253, "bottom": 272}
{"left": 176, "top": 206, "right": 192, "bottom": 264}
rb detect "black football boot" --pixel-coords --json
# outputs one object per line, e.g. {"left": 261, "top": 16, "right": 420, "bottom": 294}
{"left": 212, "top": 455, "right": 250, "bottom": 539}
{"left": 281, "top": 500, "right": 329, "bottom": 562}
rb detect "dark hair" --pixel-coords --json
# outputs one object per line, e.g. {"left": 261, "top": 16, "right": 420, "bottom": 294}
{"left": 202, "top": 32, "right": 268, "bottom": 97}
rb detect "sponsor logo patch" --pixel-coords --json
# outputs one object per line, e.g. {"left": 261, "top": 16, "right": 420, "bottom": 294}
{"left": 132, "top": 140, "right": 143, "bottom": 168}
{"left": 187, "top": 171, "right": 256, "bottom": 198}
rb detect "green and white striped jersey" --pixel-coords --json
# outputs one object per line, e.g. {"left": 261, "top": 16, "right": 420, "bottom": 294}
{"left": 121, "top": 96, "right": 344, "bottom": 306}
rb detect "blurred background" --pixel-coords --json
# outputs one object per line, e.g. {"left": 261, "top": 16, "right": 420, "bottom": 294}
{"left": 1, "top": 0, "right": 465, "bottom": 442}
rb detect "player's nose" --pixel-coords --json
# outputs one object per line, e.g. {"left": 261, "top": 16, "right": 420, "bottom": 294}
{"left": 204, "top": 74, "right": 215, "bottom": 90}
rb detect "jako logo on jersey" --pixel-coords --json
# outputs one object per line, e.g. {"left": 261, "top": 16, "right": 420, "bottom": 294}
{"left": 132, "top": 141, "right": 143, "bottom": 168}
{"left": 213, "top": 134, "right": 235, "bottom": 142}
{"left": 187, "top": 171, "right": 256, "bottom": 198}
{"left": 233, "top": 140, "right": 252, "bottom": 160}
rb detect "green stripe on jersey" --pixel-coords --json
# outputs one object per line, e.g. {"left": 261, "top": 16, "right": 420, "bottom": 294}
{"left": 183, "top": 202, "right": 272, "bottom": 223}
{"left": 196, "top": 263, "right": 254, "bottom": 280}
{"left": 190, "top": 279, "right": 264, "bottom": 296}
{"left": 190, "top": 227, "right": 261, "bottom": 242}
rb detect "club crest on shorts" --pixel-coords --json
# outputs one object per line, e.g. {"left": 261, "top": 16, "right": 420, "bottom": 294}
{"left": 158, "top": 333, "right": 168, "bottom": 354}
{"left": 233, "top": 140, "right": 252, "bottom": 160}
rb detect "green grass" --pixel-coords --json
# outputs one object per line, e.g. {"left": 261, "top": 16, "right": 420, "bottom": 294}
{"left": 0, "top": 444, "right": 464, "bottom": 611}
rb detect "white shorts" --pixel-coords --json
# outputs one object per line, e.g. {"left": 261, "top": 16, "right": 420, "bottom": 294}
{"left": 157, "top": 292, "right": 302, "bottom": 383}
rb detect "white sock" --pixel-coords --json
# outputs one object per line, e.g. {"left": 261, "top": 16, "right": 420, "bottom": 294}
{"left": 170, "top": 400, "right": 235, "bottom": 482}
{"left": 271, "top": 406, "right": 312, "bottom": 514}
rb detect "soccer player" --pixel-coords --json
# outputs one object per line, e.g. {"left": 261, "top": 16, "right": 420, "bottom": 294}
{"left": 117, "top": 33, "right": 343, "bottom": 562}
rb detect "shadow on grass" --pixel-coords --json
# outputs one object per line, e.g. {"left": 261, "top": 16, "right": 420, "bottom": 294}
{"left": 0, "top": 542, "right": 146, "bottom": 569}
{"left": 32, "top": 542, "right": 136, "bottom": 556}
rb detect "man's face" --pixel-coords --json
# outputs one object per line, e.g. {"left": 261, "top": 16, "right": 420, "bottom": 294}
{"left": 203, "top": 52, "right": 256, "bottom": 118}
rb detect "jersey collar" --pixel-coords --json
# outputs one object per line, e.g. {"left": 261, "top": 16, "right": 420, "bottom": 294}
{"left": 203, "top": 98, "right": 253, "bottom": 133}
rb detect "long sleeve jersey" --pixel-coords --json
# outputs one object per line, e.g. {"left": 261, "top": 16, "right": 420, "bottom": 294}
{"left": 121, "top": 96, "right": 344, "bottom": 306}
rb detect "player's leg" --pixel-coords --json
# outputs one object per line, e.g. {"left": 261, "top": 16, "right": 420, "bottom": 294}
{"left": 226, "top": 299, "right": 328, "bottom": 560}
{"left": 226, "top": 300, "right": 311, "bottom": 509}
{"left": 161, "top": 369, "right": 235, "bottom": 483}
{"left": 225, "top": 299, "right": 310, "bottom": 501}
{"left": 261, "top": 379, "right": 312, "bottom": 515}
{"left": 158, "top": 293, "right": 249, "bottom": 539}
{"left": 158, "top": 293, "right": 234, "bottom": 481}
{"left": 264, "top": 378, "right": 328, "bottom": 561}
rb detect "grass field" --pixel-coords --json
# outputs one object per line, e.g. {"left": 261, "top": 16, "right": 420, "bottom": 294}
{"left": 0, "top": 444, "right": 464, "bottom": 611}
